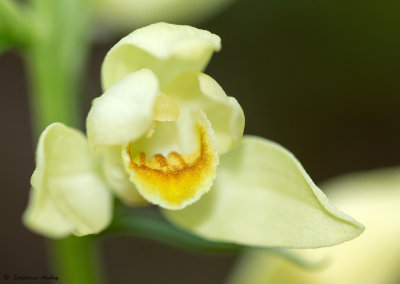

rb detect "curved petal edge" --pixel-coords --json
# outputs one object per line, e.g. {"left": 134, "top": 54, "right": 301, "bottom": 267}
{"left": 164, "top": 136, "right": 364, "bottom": 248}
{"left": 102, "top": 22, "right": 221, "bottom": 88}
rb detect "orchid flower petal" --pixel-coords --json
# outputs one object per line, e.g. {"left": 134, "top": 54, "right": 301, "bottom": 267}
{"left": 163, "top": 71, "right": 244, "bottom": 154}
{"left": 87, "top": 69, "right": 159, "bottom": 146}
{"left": 23, "top": 184, "right": 74, "bottom": 238}
{"left": 164, "top": 136, "right": 364, "bottom": 248}
{"left": 101, "top": 22, "right": 221, "bottom": 89}
{"left": 227, "top": 167, "right": 400, "bottom": 284}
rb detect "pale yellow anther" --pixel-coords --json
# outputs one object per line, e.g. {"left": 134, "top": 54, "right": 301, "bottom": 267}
{"left": 153, "top": 95, "right": 179, "bottom": 121}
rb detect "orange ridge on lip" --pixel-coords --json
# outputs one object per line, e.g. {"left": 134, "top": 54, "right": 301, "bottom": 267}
{"left": 125, "top": 124, "right": 218, "bottom": 209}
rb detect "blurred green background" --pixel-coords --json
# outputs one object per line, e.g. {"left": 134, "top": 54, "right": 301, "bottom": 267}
{"left": 1, "top": 0, "right": 400, "bottom": 283}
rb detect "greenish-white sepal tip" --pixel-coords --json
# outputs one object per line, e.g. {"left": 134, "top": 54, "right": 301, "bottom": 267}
{"left": 164, "top": 136, "right": 364, "bottom": 248}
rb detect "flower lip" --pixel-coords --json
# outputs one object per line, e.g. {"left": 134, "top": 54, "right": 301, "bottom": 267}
{"left": 122, "top": 114, "right": 219, "bottom": 210}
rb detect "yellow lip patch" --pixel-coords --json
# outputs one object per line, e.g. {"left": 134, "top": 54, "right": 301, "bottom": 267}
{"left": 123, "top": 122, "right": 219, "bottom": 210}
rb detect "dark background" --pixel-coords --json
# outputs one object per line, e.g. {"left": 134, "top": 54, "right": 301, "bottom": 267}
{"left": 1, "top": 0, "right": 400, "bottom": 283}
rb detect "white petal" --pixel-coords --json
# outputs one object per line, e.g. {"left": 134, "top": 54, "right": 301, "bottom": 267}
{"left": 164, "top": 136, "right": 364, "bottom": 248}
{"left": 48, "top": 173, "right": 112, "bottom": 236}
{"left": 87, "top": 69, "right": 159, "bottom": 146}
{"left": 227, "top": 167, "right": 400, "bottom": 284}
{"left": 163, "top": 71, "right": 244, "bottom": 154}
{"left": 101, "top": 22, "right": 221, "bottom": 89}
{"left": 23, "top": 185, "right": 74, "bottom": 239}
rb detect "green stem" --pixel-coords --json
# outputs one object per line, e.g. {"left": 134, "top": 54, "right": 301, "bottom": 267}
{"left": 49, "top": 237, "right": 104, "bottom": 284}
{"left": 22, "top": 0, "right": 101, "bottom": 283}
{"left": 105, "top": 208, "right": 242, "bottom": 253}
{"left": 27, "top": 0, "right": 91, "bottom": 133}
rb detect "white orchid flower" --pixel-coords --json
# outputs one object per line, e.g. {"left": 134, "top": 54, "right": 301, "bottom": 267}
{"left": 84, "top": 22, "right": 363, "bottom": 247}
{"left": 23, "top": 23, "right": 363, "bottom": 246}
{"left": 228, "top": 167, "right": 400, "bottom": 284}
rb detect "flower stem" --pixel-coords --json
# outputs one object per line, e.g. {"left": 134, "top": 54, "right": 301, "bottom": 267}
{"left": 105, "top": 208, "right": 242, "bottom": 253}
{"left": 21, "top": 0, "right": 102, "bottom": 283}
{"left": 26, "top": 0, "right": 91, "bottom": 133}
{"left": 49, "top": 237, "right": 105, "bottom": 284}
